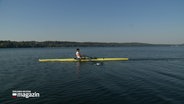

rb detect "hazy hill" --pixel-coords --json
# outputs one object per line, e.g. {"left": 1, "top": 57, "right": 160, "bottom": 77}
{"left": 0, "top": 40, "right": 180, "bottom": 48}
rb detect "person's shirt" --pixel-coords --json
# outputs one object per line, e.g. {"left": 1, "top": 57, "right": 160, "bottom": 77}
{"left": 76, "top": 51, "right": 81, "bottom": 58}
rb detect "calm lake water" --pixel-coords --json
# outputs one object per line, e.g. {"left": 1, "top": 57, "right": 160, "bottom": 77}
{"left": 0, "top": 46, "right": 184, "bottom": 104}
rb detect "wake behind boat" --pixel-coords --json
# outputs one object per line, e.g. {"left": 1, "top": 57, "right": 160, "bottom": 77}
{"left": 38, "top": 57, "right": 128, "bottom": 62}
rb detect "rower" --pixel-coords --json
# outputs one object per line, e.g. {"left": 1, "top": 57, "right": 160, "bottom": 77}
{"left": 76, "top": 48, "right": 82, "bottom": 59}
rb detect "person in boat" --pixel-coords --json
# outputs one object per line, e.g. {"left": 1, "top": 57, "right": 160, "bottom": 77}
{"left": 76, "top": 48, "right": 82, "bottom": 59}
{"left": 75, "top": 48, "right": 91, "bottom": 60}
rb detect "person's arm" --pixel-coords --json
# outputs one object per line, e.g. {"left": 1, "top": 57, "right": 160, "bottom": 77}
{"left": 79, "top": 52, "right": 82, "bottom": 57}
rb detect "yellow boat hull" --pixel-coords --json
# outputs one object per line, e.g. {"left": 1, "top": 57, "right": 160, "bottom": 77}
{"left": 39, "top": 58, "right": 128, "bottom": 62}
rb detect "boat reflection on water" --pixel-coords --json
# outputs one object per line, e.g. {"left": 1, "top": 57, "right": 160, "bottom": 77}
{"left": 76, "top": 62, "right": 81, "bottom": 78}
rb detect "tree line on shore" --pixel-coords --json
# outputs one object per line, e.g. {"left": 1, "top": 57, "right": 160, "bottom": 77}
{"left": 0, "top": 40, "right": 182, "bottom": 48}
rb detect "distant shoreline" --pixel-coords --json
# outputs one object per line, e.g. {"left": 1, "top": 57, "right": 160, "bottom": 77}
{"left": 0, "top": 40, "right": 183, "bottom": 48}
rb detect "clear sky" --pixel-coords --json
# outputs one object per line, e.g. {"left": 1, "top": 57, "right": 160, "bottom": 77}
{"left": 0, "top": 0, "right": 184, "bottom": 44}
